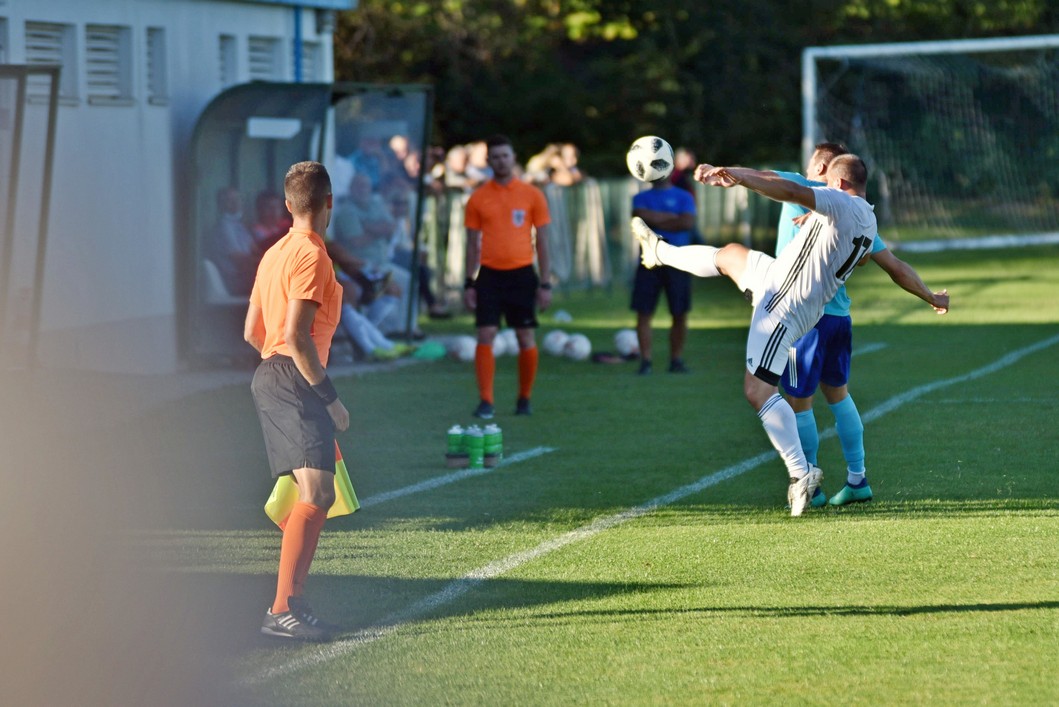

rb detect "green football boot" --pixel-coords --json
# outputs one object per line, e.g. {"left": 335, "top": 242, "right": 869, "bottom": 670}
{"left": 810, "top": 486, "right": 828, "bottom": 508}
{"left": 828, "top": 481, "right": 873, "bottom": 506}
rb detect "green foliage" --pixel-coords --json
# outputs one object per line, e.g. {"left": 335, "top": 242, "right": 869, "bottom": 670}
{"left": 335, "top": 0, "right": 1059, "bottom": 173}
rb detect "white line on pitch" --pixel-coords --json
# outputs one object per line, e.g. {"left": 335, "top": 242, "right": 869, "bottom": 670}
{"left": 854, "top": 342, "right": 888, "bottom": 357}
{"left": 358, "top": 446, "right": 556, "bottom": 509}
{"left": 241, "top": 331, "right": 1059, "bottom": 686}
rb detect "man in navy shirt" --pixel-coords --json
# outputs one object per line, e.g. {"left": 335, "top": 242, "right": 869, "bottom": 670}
{"left": 630, "top": 178, "right": 697, "bottom": 374}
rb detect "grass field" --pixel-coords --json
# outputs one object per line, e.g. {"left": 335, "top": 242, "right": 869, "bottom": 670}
{"left": 5, "top": 245, "right": 1059, "bottom": 706}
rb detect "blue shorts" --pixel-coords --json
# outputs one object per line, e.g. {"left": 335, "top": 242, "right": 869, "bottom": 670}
{"left": 781, "top": 314, "right": 852, "bottom": 398}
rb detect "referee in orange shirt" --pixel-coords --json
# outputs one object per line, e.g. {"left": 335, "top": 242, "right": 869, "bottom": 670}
{"left": 244, "top": 161, "right": 348, "bottom": 641}
{"left": 463, "top": 134, "right": 552, "bottom": 418}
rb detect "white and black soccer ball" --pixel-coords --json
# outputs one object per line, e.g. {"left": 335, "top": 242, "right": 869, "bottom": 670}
{"left": 614, "top": 328, "right": 639, "bottom": 357}
{"left": 542, "top": 330, "right": 570, "bottom": 357}
{"left": 498, "top": 328, "right": 519, "bottom": 356}
{"left": 564, "top": 333, "right": 592, "bottom": 361}
{"left": 449, "top": 334, "right": 477, "bottom": 362}
{"left": 626, "top": 136, "right": 675, "bottom": 183}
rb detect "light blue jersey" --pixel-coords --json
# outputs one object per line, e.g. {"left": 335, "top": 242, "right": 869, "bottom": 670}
{"left": 773, "top": 170, "right": 886, "bottom": 317}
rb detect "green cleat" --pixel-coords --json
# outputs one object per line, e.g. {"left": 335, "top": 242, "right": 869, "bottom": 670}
{"left": 828, "top": 482, "right": 873, "bottom": 506}
{"left": 810, "top": 486, "right": 828, "bottom": 508}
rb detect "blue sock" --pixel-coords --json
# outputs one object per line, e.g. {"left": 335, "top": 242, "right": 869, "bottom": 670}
{"left": 794, "top": 409, "right": 819, "bottom": 466}
{"left": 829, "top": 395, "right": 866, "bottom": 479}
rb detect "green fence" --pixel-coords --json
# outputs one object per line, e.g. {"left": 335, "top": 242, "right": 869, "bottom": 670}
{"left": 421, "top": 177, "right": 786, "bottom": 299}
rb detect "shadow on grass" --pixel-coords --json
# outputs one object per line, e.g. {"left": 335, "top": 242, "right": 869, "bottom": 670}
{"left": 508, "top": 599, "right": 1059, "bottom": 625}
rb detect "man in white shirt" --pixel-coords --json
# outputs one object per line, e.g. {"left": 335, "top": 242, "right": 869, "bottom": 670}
{"left": 632, "top": 154, "right": 877, "bottom": 516}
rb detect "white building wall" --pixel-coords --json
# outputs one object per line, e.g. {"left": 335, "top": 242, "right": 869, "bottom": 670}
{"left": 1, "top": 0, "right": 339, "bottom": 373}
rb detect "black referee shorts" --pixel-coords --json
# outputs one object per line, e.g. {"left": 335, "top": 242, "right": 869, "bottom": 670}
{"left": 250, "top": 355, "right": 336, "bottom": 478}
{"left": 475, "top": 265, "right": 539, "bottom": 329}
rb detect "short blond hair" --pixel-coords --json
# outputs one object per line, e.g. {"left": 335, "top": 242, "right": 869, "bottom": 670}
{"left": 283, "top": 161, "right": 331, "bottom": 216}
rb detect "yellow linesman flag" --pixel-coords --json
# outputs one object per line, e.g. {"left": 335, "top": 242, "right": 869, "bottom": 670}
{"left": 264, "top": 440, "right": 360, "bottom": 530}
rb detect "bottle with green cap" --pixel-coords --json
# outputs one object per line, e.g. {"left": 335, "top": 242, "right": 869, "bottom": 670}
{"left": 445, "top": 424, "right": 468, "bottom": 468}
{"left": 465, "top": 425, "right": 485, "bottom": 469}
{"left": 483, "top": 423, "right": 503, "bottom": 467}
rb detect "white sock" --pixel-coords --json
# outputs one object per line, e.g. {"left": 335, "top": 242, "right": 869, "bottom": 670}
{"left": 757, "top": 394, "right": 810, "bottom": 478}
{"left": 847, "top": 469, "right": 866, "bottom": 486}
{"left": 657, "top": 244, "right": 721, "bottom": 278}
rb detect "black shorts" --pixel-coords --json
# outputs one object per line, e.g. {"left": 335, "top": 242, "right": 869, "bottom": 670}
{"left": 630, "top": 264, "right": 691, "bottom": 316}
{"left": 475, "top": 265, "right": 539, "bottom": 329}
{"left": 250, "top": 355, "right": 336, "bottom": 478}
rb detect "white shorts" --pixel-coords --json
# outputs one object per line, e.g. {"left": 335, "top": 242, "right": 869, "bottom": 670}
{"left": 739, "top": 251, "right": 804, "bottom": 385}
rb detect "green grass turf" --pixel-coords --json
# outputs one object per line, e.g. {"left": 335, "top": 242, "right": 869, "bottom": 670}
{"left": 6, "top": 245, "right": 1057, "bottom": 705}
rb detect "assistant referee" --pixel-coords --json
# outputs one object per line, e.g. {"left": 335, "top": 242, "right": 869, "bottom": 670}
{"left": 244, "top": 161, "right": 349, "bottom": 641}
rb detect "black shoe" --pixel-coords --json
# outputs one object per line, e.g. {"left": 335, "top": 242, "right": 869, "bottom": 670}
{"left": 261, "top": 607, "right": 330, "bottom": 642}
{"left": 288, "top": 596, "right": 342, "bottom": 634}
{"left": 668, "top": 358, "right": 689, "bottom": 373}
{"left": 473, "top": 400, "right": 495, "bottom": 419}
{"left": 638, "top": 360, "right": 653, "bottom": 375}
{"left": 515, "top": 397, "right": 532, "bottom": 416}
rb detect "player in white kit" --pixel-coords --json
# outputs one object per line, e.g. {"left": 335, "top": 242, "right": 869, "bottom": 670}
{"left": 632, "top": 154, "right": 877, "bottom": 516}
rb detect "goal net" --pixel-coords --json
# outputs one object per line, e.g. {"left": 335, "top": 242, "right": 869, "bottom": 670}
{"left": 804, "top": 35, "right": 1059, "bottom": 246}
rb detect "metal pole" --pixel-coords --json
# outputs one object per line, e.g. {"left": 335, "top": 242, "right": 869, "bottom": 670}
{"left": 27, "top": 67, "right": 61, "bottom": 369}
{"left": 0, "top": 67, "right": 28, "bottom": 361}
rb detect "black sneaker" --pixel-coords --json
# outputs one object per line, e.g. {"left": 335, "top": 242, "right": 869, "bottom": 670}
{"left": 473, "top": 400, "right": 495, "bottom": 419}
{"left": 515, "top": 397, "right": 532, "bottom": 416}
{"left": 638, "top": 360, "right": 653, "bottom": 375}
{"left": 668, "top": 358, "right": 689, "bottom": 373}
{"left": 261, "top": 607, "right": 330, "bottom": 642}
{"left": 288, "top": 596, "right": 342, "bottom": 635}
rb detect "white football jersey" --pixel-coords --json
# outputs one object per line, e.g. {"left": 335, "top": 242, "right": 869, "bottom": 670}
{"left": 765, "top": 186, "right": 877, "bottom": 338}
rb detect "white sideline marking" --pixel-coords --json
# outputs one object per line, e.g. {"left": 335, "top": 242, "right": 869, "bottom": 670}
{"left": 241, "top": 331, "right": 1059, "bottom": 686}
{"left": 853, "top": 342, "right": 887, "bottom": 357}
{"left": 358, "top": 447, "right": 556, "bottom": 509}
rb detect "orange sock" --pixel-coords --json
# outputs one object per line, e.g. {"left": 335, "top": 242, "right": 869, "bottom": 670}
{"left": 475, "top": 344, "right": 495, "bottom": 404}
{"left": 272, "top": 501, "right": 327, "bottom": 614}
{"left": 518, "top": 346, "right": 539, "bottom": 400}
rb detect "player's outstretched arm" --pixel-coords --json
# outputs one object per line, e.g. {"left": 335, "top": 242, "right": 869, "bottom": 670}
{"left": 871, "top": 249, "right": 949, "bottom": 314}
{"left": 695, "top": 165, "right": 816, "bottom": 211}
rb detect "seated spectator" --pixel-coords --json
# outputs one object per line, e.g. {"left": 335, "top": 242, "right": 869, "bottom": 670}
{"left": 250, "top": 190, "right": 291, "bottom": 253}
{"left": 382, "top": 177, "right": 450, "bottom": 319}
{"left": 331, "top": 173, "right": 419, "bottom": 336}
{"left": 206, "top": 186, "right": 257, "bottom": 296}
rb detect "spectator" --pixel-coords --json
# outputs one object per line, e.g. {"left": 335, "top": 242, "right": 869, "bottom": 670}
{"left": 382, "top": 177, "right": 451, "bottom": 319}
{"left": 251, "top": 190, "right": 292, "bottom": 254}
{"left": 207, "top": 187, "right": 257, "bottom": 296}
{"left": 331, "top": 173, "right": 418, "bottom": 336}
{"left": 550, "top": 143, "right": 584, "bottom": 186}
{"left": 465, "top": 140, "right": 494, "bottom": 187}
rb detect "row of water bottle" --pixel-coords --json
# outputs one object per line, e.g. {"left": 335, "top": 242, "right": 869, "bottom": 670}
{"left": 446, "top": 424, "right": 503, "bottom": 469}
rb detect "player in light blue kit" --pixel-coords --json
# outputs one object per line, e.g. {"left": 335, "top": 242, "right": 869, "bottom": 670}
{"left": 775, "top": 143, "right": 950, "bottom": 507}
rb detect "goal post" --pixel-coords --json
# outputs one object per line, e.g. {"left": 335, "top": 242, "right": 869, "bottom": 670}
{"left": 803, "top": 34, "right": 1059, "bottom": 243}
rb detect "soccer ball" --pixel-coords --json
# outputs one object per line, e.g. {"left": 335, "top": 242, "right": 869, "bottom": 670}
{"left": 449, "top": 335, "right": 477, "bottom": 362}
{"left": 626, "top": 136, "right": 674, "bottom": 183}
{"left": 614, "top": 328, "right": 639, "bottom": 357}
{"left": 491, "top": 333, "right": 508, "bottom": 357}
{"left": 498, "top": 328, "right": 519, "bottom": 356}
{"left": 564, "top": 333, "right": 592, "bottom": 361}
{"left": 542, "top": 330, "right": 570, "bottom": 356}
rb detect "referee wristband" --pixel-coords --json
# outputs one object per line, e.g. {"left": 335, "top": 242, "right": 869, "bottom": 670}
{"left": 311, "top": 375, "right": 339, "bottom": 405}
{"left": 464, "top": 277, "right": 476, "bottom": 290}
{"left": 539, "top": 282, "right": 552, "bottom": 290}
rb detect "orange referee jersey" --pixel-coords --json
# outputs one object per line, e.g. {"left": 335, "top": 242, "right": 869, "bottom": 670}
{"left": 250, "top": 228, "right": 343, "bottom": 367}
{"left": 465, "top": 178, "right": 550, "bottom": 270}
